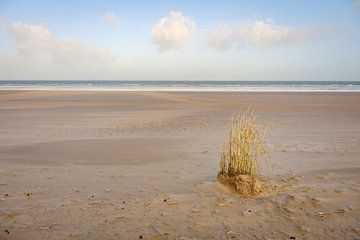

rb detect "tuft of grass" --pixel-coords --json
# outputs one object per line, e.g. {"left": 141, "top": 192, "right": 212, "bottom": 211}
{"left": 218, "top": 108, "right": 268, "bottom": 178}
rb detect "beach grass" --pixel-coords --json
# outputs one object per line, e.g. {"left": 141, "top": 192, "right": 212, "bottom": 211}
{"left": 218, "top": 108, "right": 268, "bottom": 195}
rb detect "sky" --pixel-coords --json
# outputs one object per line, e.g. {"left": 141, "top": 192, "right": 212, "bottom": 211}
{"left": 0, "top": 0, "right": 360, "bottom": 81}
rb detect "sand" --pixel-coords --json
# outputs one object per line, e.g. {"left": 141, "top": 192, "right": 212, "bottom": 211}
{"left": 0, "top": 90, "right": 359, "bottom": 239}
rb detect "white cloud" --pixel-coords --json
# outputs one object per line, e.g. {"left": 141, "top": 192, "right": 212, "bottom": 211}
{"left": 240, "top": 20, "right": 299, "bottom": 47}
{"left": 10, "top": 21, "right": 53, "bottom": 55}
{"left": 209, "top": 25, "right": 235, "bottom": 49}
{"left": 152, "top": 11, "right": 195, "bottom": 50}
{"left": 52, "top": 39, "right": 118, "bottom": 64}
{"left": 209, "top": 19, "right": 318, "bottom": 49}
{"left": 101, "top": 12, "right": 121, "bottom": 26}
{"left": 354, "top": 0, "right": 360, "bottom": 8}
{"left": 9, "top": 21, "right": 118, "bottom": 64}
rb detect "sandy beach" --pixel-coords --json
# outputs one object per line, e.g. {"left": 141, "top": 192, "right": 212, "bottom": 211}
{"left": 0, "top": 90, "right": 360, "bottom": 240}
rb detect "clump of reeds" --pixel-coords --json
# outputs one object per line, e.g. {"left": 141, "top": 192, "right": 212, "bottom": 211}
{"left": 218, "top": 108, "right": 268, "bottom": 195}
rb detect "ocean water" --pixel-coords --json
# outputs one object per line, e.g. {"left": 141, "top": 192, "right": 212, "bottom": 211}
{"left": 0, "top": 80, "right": 359, "bottom": 92}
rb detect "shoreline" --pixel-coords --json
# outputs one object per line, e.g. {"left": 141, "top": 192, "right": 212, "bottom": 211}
{"left": 1, "top": 89, "right": 360, "bottom": 92}
{"left": 1, "top": 80, "right": 360, "bottom": 92}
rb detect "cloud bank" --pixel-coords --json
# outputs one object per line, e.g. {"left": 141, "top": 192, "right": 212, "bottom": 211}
{"left": 9, "top": 21, "right": 118, "bottom": 64}
{"left": 152, "top": 11, "right": 195, "bottom": 50}
{"left": 209, "top": 19, "right": 322, "bottom": 49}
{"left": 101, "top": 12, "right": 121, "bottom": 26}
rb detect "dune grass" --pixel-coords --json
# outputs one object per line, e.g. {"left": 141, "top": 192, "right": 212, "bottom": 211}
{"left": 218, "top": 108, "right": 268, "bottom": 195}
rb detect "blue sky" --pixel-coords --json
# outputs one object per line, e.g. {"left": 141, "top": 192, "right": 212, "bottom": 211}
{"left": 0, "top": 0, "right": 359, "bottom": 80}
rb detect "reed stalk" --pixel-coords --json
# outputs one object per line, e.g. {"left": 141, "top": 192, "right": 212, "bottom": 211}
{"left": 219, "top": 108, "right": 267, "bottom": 177}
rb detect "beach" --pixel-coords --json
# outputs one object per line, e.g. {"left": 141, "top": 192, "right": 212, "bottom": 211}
{"left": 0, "top": 90, "right": 360, "bottom": 239}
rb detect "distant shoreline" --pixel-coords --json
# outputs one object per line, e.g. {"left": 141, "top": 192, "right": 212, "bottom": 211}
{"left": 1, "top": 80, "right": 360, "bottom": 92}
{"left": 1, "top": 89, "right": 360, "bottom": 92}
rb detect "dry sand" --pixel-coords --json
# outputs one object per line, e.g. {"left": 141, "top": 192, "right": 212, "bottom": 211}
{"left": 0, "top": 90, "right": 359, "bottom": 240}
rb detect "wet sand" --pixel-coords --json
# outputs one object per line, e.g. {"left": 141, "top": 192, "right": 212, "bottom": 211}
{"left": 0, "top": 91, "right": 360, "bottom": 239}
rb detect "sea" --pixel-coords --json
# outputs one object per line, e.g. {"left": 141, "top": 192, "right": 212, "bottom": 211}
{"left": 0, "top": 80, "right": 359, "bottom": 92}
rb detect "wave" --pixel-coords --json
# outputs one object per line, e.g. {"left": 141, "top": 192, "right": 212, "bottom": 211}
{"left": 0, "top": 81, "right": 359, "bottom": 92}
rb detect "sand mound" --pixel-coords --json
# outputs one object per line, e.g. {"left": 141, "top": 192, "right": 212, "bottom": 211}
{"left": 217, "top": 173, "right": 263, "bottom": 196}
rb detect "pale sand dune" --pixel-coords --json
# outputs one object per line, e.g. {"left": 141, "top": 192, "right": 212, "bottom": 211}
{"left": 0, "top": 91, "right": 360, "bottom": 239}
